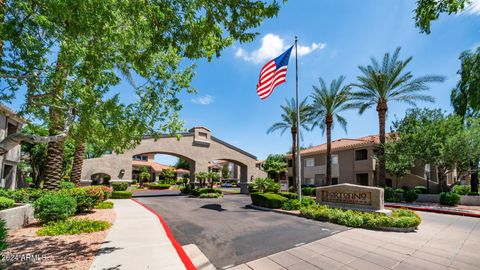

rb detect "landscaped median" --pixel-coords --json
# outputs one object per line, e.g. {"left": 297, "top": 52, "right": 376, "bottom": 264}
{"left": 180, "top": 186, "right": 224, "bottom": 198}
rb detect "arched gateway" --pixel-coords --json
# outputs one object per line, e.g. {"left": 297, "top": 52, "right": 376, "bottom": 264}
{"left": 81, "top": 127, "right": 266, "bottom": 193}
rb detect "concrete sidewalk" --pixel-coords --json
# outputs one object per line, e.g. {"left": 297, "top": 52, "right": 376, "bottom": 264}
{"left": 90, "top": 199, "right": 193, "bottom": 270}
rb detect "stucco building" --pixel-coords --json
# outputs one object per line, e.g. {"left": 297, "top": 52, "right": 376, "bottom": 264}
{"left": 0, "top": 104, "right": 26, "bottom": 189}
{"left": 286, "top": 134, "right": 447, "bottom": 193}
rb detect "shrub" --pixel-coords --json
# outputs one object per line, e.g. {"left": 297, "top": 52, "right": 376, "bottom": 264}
{"left": 191, "top": 188, "right": 222, "bottom": 197}
{"left": 301, "top": 187, "right": 316, "bottom": 196}
{"left": 26, "top": 188, "right": 47, "bottom": 202}
{"left": 440, "top": 192, "right": 461, "bottom": 206}
{"left": 468, "top": 192, "right": 479, "bottom": 196}
{"left": 250, "top": 178, "right": 280, "bottom": 193}
{"left": 394, "top": 188, "right": 404, "bottom": 194}
{"left": 279, "top": 192, "right": 297, "bottom": 200}
{"left": 144, "top": 183, "right": 171, "bottom": 190}
{"left": 95, "top": 201, "right": 114, "bottom": 209}
{"left": 385, "top": 196, "right": 401, "bottom": 203}
{"left": 33, "top": 193, "right": 77, "bottom": 223}
{"left": 60, "top": 188, "right": 99, "bottom": 213}
{"left": 111, "top": 182, "right": 129, "bottom": 191}
{"left": 0, "top": 219, "right": 7, "bottom": 259}
{"left": 111, "top": 191, "right": 132, "bottom": 199}
{"left": 281, "top": 197, "right": 315, "bottom": 210}
{"left": 300, "top": 204, "right": 421, "bottom": 229}
{"left": 403, "top": 189, "right": 418, "bottom": 203}
{"left": 384, "top": 187, "right": 395, "bottom": 201}
{"left": 36, "top": 218, "right": 111, "bottom": 236}
{"left": 180, "top": 185, "right": 193, "bottom": 194}
{"left": 250, "top": 193, "right": 287, "bottom": 209}
{"left": 453, "top": 185, "right": 470, "bottom": 195}
{"left": 0, "top": 197, "right": 15, "bottom": 210}
{"left": 199, "top": 193, "right": 222, "bottom": 198}
{"left": 60, "top": 181, "right": 76, "bottom": 189}
{"left": 89, "top": 185, "right": 113, "bottom": 201}
{"left": 10, "top": 189, "right": 29, "bottom": 203}
{"left": 414, "top": 186, "right": 427, "bottom": 194}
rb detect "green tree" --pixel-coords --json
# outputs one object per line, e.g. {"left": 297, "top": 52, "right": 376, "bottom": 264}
{"left": 139, "top": 166, "right": 151, "bottom": 188}
{"left": 309, "top": 76, "right": 353, "bottom": 185}
{"left": 267, "top": 98, "right": 311, "bottom": 189}
{"left": 207, "top": 171, "right": 220, "bottom": 191}
{"left": 351, "top": 47, "right": 444, "bottom": 187}
{"left": 195, "top": 172, "right": 209, "bottom": 188}
{"left": 174, "top": 158, "right": 191, "bottom": 170}
{"left": 159, "top": 168, "right": 176, "bottom": 184}
{"left": 451, "top": 47, "right": 480, "bottom": 192}
{"left": 383, "top": 138, "right": 415, "bottom": 188}
{"left": 414, "top": 0, "right": 470, "bottom": 34}
{"left": 261, "top": 154, "right": 287, "bottom": 182}
{"left": 221, "top": 164, "right": 230, "bottom": 180}
{"left": 20, "top": 124, "right": 48, "bottom": 187}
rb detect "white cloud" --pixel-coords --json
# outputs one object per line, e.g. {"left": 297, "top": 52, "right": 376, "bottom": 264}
{"left": 191, "top": 95, "right": 214, "bottom": 105}
{"left": 235, "top": 33, "right": 326, "bottom": 64}
{"left": 464, "top": 0, "right": 480, "bottom": 15}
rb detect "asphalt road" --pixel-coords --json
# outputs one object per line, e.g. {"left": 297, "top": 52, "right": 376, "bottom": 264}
{"left": 136, "top": 194, "right": 347, "bottom": 268}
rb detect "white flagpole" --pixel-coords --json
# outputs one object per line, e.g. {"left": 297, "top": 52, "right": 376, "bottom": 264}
{"left": 295, "top": 36, "right": 302, "bottom": 201}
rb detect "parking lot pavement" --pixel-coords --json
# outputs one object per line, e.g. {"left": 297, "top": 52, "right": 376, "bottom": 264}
{"left": 231, "top": 211, "right": 480, "bottom": 270}
{"left": 136, "top": 194, "right": 347, "bottom": 269}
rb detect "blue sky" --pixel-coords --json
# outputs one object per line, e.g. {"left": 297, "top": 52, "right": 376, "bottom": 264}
{"left": 6, "top": 0, "right": 480, "bottom": 165}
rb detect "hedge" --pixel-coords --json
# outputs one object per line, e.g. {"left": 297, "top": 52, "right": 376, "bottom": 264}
{"left": 279, "top": 192, "right": 297, "bottom": 200}
{"left": 300, "top": 205, "right": 421, "bottom": 229}
{"left": 301, "top": 187, "right": 316, "bottom": 196}
{"left": 144, "top": 183, "right": 171, "bottom": 190}
{"left": 191, "top": 188, "right": 222, "bottom": 197}
{"left": 403, "top": 189, "right": 418, "bottom": 202}
{"left": 111, "top": 182, "right": 129, "bottom": 191}
{"left": 440, "top": 192, "right": 460, "bottom": 206}
{"left": 111, "top": 191, "right": 133, "bottom": 199}
{"left": 250, "top": 193, "right": 287, "bottom": 209}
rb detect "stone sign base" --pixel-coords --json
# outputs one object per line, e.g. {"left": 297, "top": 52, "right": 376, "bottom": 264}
{"left": 316, "top": 183, "right": 391, "bottom": 215}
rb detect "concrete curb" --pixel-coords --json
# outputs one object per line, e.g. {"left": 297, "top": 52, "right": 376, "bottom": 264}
{"left": 247, "top": 204, "right": 417, "bottom": 232}
{"left": 385, "top": 203, "right": 480, "bottom": 218}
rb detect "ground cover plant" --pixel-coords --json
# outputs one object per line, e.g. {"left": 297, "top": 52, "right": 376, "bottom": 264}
{"left": 0, "top": 197, "right": 15, "bottom": 210}
{"left": 95, "top": 201, "right": 114, "bottom": 209}
{"left": 36, "top": 218, "right": 111, "bottom": 236}
{"left": 281, "top": 197, "right": 315, "bottom": 210}
{"left": 190, "top": 188, "right": 223, "bottom": 197}
{"left": 300, "top": 204, "right": 421, "bottom": 229}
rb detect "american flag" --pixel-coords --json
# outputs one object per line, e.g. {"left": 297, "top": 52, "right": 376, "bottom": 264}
{"left": 256, "top": 46, "right": 293, "bottom": 100}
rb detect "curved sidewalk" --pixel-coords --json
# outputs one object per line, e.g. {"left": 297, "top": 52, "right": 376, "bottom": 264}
{"left": 90, "top": 199, "right": 195, "bottom": 270}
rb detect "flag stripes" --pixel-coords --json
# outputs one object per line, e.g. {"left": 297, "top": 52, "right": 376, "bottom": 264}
{"left": 256, "top": 46, "right": 293, "bottom": 100}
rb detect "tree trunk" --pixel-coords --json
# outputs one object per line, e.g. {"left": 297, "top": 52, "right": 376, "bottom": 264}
{"left": 376, "top": 101, "right": 387, "bottom": 187}
{"left": 470, "top": 160, "right": 478, "bottom": 193}
{"left": 43, "top": 47, "right": 69, "bottom": 190}
{"left": 326, "top": 117, "right": 333, "bottom": 186}
{"left": 69, "top": 142, "right": 85, "bottom": 184}
{"left": 291, "top": 127, "right": 297, "bottom": 191}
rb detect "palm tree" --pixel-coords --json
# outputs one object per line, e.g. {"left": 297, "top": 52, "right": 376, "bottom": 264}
{"left": 310, "top": 76, "right": 353, "bottom": 186}
{"left": 267, "top": 98, "right": 311, "bottom": 190}
{"left": 351, "top": 47, "right": 444, "bottom": 186}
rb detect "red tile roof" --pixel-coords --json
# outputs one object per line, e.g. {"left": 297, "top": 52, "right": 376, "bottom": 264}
{"left": 132, "top": 160, "right": 174, "bottom": 173}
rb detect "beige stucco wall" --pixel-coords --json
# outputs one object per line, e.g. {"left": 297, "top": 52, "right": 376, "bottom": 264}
{"left": 0, "top": 113, "right": 24, "bottom": 189}
{"left": 82, "top": 127, "right": 266, "bottom": 192}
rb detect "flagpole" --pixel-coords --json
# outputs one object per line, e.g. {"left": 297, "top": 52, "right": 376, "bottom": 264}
{"left": 295, "top": 36, "right": 302, "bottom": 201}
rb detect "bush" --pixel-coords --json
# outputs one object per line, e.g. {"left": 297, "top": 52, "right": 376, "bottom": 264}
{"left": 384, "top": 187, "right": 395, "bottom": 200}
{"left": 300, "top": 204, "right": 421, "bottom": 229}
{"left": 394, "top": 188, "right": 404, "bottom": 194}
{"left": 453, "top": 185, "right": 470, "bottom": 195}
{"left": 250, "top": 178, "right": 280, "bottom": 193}
{"left": 180, "top": 185, "right": 193, "bottom": 194}
{"left": 89, "top": 185, "right": 113, "bottom": 201}
{"left": 0, "top": 219, "right": 7, "bottom": 259}
{"left": 60, "top": 181, "right": 76, "bottom": 189}
{"left": 468, "top": 192, "right": 479, "bottom": 196}
{"left": 0, "top": 197, "right": 15, "bottom": 210}
{"left": 199, "top": 193, "right": 222, "bottom": 198}
{"left": 144, "top": 183, "right": 171, "bottom": 190}
{"left": 191, "top": 188, "right": 222, "bottom": 197}
{"left": 10, "top": 189, "right": 29, "bottom": 203}
{"left": 414, "top": 186, "right": 427, "bottom": 194}
{"left": 33, "top": 193, "right": 77, "bottom": 223}
{"left": 111, "top": 191, "right": 132, "bottom": 199}
{"left": 95, "top": 201, "right": 114, "bottom": 209}
{"left": 386, "top": 196, "right": 401, "bottom": 203}
{"left": 250, "top": 193, "right": 288, "bottom": 209}
{"left": 60, "top": 188, "right": 100, "bottom": 213}
{"left": 440, "top": 192, "right": 461, "bottom": 206}
{"left": 26, "top": 188, "right": 47, "bottom": 202}
{"left": 301, "top": 187, "right": 316, "bottom": 196}
{"left": 279, "top": 192, "right": 297, "bottom": 200}
{"left": 36, "top": 218, "right": 111, "bottom": 236}
{"left": 281, "top": 197, "right": 315, "bottom": 210}
{"left": 111, "top": 182, "right": 129, "bottom": 191}
{"left": 403, "top": 189, "right": 418, "bottom": 202}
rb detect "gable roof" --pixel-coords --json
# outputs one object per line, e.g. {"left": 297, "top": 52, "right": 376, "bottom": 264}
{"left": 132, "top": 160, "right": 174, "bottom": 173}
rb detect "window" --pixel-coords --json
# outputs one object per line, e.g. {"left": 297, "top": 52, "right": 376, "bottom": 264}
{"left": 133, "top": 155, "right": 147, "bottom": 161}
{"left": 305, "top": 158, "right": 314, "bottom": 167}
{"left": 199, "top": 132, "right": 208, "bottom": 139}
{"left": 7, "top": 122, "right": 17, "bottom": 136}
{"left": 287, "top": 159, "right": 293, "bottom": 167}
{"left": 332, "top": 177, "right": 338, "bottom": 185}
{"left": 332, "top": 155, "right": 338, "bottom": 165}
{"left": 355, "top": 149, "right": 368, "bottom": 161}
{"left": 304, "top": 177, "right": 315, "bottom": 186}
{"left": 356, "top": 173, "right": 369, "bottom": 186}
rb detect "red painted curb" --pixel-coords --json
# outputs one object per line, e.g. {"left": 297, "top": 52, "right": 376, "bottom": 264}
{"left": 131, "top": 199, "right": 196, "bottom": 270}
{"left": 385, "top": 204, "right": 480, "bottom": 218}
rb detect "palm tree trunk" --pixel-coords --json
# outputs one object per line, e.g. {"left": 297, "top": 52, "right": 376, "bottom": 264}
{"left": 377, "top": 101, "right": 387, "bottom": 187}
{"left": 291, "top": 127, "right": 297, "bottom": 191}
{"left": 69, "top": 142, "right": 85, "bottom": 184}
{"left": 44, "top": 47, "right": 69, "bottom": 190}
{"left": 326, "top": 118, "right": 332, "bottom": 186}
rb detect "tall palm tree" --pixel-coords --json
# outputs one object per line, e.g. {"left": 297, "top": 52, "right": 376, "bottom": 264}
{"left": 351, "top": 47, "right": 444, "bottom": 186}
{"left": 267, "top": 98, "right": 311, "bottom": 190}
{"left": 310, "top": 76, "right": 353, "bottom": 186}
